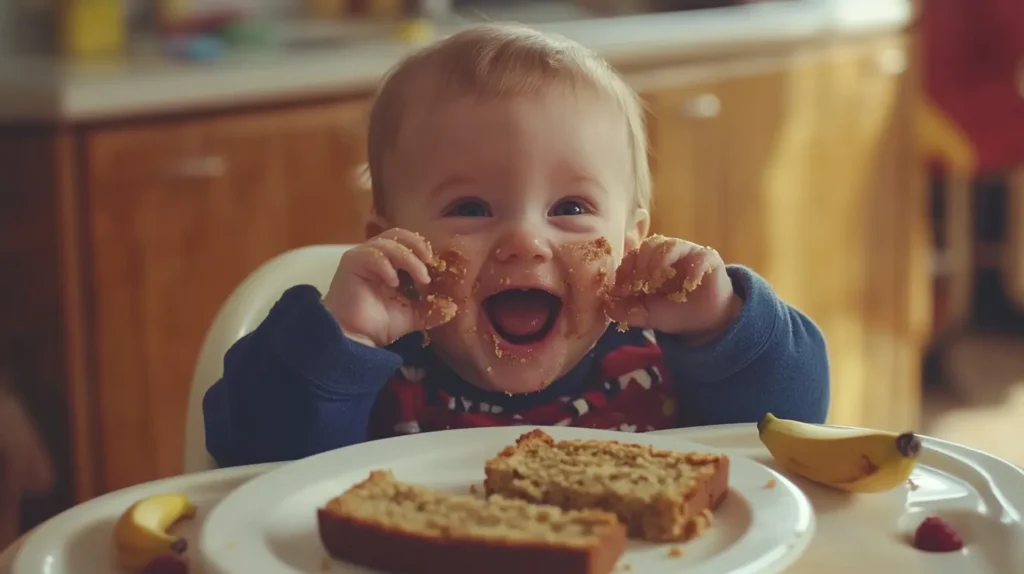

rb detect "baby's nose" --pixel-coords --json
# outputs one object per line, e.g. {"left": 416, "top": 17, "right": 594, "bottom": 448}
{"left": 494, "top": 228, "right": 553, "bottom": 264}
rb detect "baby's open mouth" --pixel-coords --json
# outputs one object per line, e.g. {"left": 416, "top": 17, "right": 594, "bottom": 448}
{"left": 484, "top": 289, "right": 562, "bottom": 345}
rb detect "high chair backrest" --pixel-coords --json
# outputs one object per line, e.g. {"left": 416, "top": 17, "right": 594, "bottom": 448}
{"left": 183, "top": 244, "right": 353, "bottom": 473}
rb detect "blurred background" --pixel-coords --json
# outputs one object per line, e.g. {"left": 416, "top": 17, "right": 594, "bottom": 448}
{"left": 0, "top": 0, "right": 1017, "bottom": 541}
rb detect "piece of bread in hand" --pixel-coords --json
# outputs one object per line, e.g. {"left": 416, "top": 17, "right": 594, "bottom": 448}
{"left": 318, "top": 470, "right": 627, "bottom": 574}
{"left": 484, "top": 429, "right": 729, "bottom": 542}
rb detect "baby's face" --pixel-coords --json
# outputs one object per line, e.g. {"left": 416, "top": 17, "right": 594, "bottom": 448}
{"left": 380, "top": 88, "right": 647, "bottom": 393}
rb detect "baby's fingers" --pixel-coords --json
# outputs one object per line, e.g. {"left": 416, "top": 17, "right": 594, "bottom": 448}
{"left": 364, "top": 237, "right": 433, "bottom": 288}
{"left": 636, "top": 236, "right": 687, "bottom": 293}
{"left": 605, "top": 294, "right": 649, "bottom": 328}
{"left": 375, "top": 228, "right": 434, "bottom": 267}
{"left": 611, "top": 247, "right": 639, "bottom": 297}
{"left": 670, "top": 245, "right": 720, "bottom": 292}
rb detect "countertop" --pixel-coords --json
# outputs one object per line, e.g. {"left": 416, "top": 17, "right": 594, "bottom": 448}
{"left": 0, "top": 0, "right": 912, "bottom": 124}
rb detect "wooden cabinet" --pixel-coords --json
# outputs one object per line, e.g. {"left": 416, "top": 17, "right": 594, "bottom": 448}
{"left": 0, "top": 31, "right": 927, "bottom": 514}
{"left": 83, "top": 101, "right": 373, "bottom": 491}
{"left": 644, "top": 35, "right": 928, "bottom": 431}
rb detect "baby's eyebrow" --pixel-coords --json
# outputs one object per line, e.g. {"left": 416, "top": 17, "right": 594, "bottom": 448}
{"left": 427, "top": 174, "right": 479, "bottom": 199}
{"left": 562, "top": 173, "right": 609, "bottom": 197}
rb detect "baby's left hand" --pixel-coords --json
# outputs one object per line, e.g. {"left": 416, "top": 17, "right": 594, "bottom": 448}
{"left": 606, "top": 235, "right": 742, "bottom": 341}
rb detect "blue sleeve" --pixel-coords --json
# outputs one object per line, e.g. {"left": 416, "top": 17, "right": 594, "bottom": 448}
{"left": 202, "top": 284, "right": 403, "bottom": 468}
{"left": 660, "top": 266, "right": 830, "bottom": 426}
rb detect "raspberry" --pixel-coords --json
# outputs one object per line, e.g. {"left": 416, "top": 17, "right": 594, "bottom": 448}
{"left": 913, "top": 516, "right": 964, "bottom": 552}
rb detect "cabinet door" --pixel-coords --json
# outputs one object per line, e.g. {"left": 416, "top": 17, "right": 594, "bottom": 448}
{"left": 85, "top": 100, "right": 372, "bottom": 492}
{"left": 718, "top": 52, "right": 875, "bottom": 428}
{"left": 645, "top": 81, "right": 730, "bottom": 249}
{"left": 723, "top": 37, "right": 925, "bottom": 431}
{"left": 719, "top": 38, "right": 925, "bottom": 431}
{"left": 834, "top": 36, "right": 928, "bottom": 431}
{"left": 642, "top": 35, "right": 926, "bottom": 432}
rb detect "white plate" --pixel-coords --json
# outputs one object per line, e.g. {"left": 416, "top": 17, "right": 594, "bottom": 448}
{"left": 198, "top": 425, "right": 815, "bottom": 574}
{"left": 9, "top": 465, "right": 275, "bottom": 574}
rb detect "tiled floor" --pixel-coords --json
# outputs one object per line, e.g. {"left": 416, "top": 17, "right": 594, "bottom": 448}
{"left": 922, "top": 333, "right": 1024, "bottom": 466}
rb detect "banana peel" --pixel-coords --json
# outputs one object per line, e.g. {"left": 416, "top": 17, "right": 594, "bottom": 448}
{"left": 112, "top": 493, "right": 197, "bottom": 572}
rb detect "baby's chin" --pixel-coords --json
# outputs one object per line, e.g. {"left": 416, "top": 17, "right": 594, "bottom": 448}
{"left": 430, "top": 308, "right": 608, "bottom": 394}
{"left": 481, "top": 365, "right": 564, "bottom": 394}
{"left": 462, "top": 336, "right": 601, "bottom": 395}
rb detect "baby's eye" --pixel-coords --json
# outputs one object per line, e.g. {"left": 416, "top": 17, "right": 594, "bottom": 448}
{"left": 549, "top": 199, "right": 590, "bottom": 217}
{"left": 444, "top": 198, "right": 492, "bottom": 218}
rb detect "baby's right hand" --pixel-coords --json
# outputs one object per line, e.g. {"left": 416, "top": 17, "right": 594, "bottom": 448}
{"left": 322, "top": 228, "right": 458, "bottom": 347}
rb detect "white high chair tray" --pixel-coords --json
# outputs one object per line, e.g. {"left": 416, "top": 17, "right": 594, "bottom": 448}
{"left": 5, "top": 423, "right": 1024, "bottom": 574}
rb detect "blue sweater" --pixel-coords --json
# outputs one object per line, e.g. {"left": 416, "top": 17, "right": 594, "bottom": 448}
{"left": 203, "top": 266, "right": 830, "bottom": 467}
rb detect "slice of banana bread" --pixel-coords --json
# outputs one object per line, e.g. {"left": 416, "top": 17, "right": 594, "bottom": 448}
{"left": 484, "top": 430, "right": 730, "bottom": 542}
{"left": 317, "top": 470, "right": 627, "bottom": 574}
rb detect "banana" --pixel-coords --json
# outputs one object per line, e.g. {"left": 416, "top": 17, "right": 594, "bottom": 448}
{"left": 757, "top": 413, "right": 922, "bottom": 493}
{"left": 112, "top": 493, "right": 197, "bottom": 571}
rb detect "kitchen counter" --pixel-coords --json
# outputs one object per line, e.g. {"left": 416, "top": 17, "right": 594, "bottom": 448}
{"left": 0, "top": 0, "right": 911, "bottom": 124}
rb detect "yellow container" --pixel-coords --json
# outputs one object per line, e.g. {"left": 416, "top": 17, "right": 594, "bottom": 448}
{"left": 60, "top": 0, "right": 127, "bottom": 59}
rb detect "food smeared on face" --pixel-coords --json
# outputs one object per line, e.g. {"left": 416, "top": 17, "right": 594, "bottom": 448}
{"left": 395, "top": 245, "right": 469, "bottom": 346}
{"left": 481, "top": 240, "right": 594, "bottom": 356}
{"left": 556, "top": 237, "right": 615, "bottom": 337}
{"left": 428, "top": 247, "right": 469, "bottom": 294}
{"left": 565, "top": 236, "right": 613, "bottom": 266}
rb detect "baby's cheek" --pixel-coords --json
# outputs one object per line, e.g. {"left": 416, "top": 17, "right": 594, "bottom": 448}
{"left": 556, "top": 238, "right": 617, "bottom": 336}
{"left": 426, "top": 247, "right": 471, "bottom": 300}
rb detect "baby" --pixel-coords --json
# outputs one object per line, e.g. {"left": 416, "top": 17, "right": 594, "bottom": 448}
{"left": 202, "top": 24, "right": 830, "bottom": 467}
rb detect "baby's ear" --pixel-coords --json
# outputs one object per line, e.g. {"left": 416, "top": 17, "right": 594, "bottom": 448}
{"left": 625, "top": 208, "right": 650, "bottom": 251}
{"left": 364, "top": 214, "right": 387, "bottom": 240}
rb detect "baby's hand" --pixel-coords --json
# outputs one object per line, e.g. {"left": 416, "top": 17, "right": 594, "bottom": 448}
{"left": 322, "top": 229, "right": 458, "bottom": 347}
{"left": 606, "top": 235, "right": 741, "bottom": 341}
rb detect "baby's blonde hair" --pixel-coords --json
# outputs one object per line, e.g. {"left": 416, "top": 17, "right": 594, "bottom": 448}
{"left": 367, "top": 23, "right": 651, "bottom": 217}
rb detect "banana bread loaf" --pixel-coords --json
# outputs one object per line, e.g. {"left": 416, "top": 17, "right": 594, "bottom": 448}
{"left": 484, "top": 429, "right": 729, "bottom": 542}
{"left": 318, "top": 470, "right": 628, "bottom": 574}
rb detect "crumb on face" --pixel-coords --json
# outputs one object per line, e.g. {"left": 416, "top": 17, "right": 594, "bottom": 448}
{"left": 428, "top": 247, "right": 469, "bottom": 287}
{"left": 415, "top": 293, "right": 458, "bottom": 346}
{"left": 490, "top": 332, "right": 504, "bottom": 358}
{"left": 423, "top": 293, "right": 457, "bottom": 323}
{"left": 564, "top": 237, "right": 613, "bottom": 265}
{"left": 667, "top": 546, "right": 684, "bottom": 558}
{"left": 410, "top": 247, "right": 467, "bottom": 345}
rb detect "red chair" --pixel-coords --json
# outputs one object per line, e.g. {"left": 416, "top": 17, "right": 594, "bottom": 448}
{"left": 921, "top": 0, "right": 1024, "bottom": 321}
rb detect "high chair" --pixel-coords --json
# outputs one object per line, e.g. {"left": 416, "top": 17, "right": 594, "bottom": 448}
{"left": 182, "top": 244, "right": 353, "bottom": 473}
{"left": 918, "top": 96, "right": 976, "bottom": 338}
